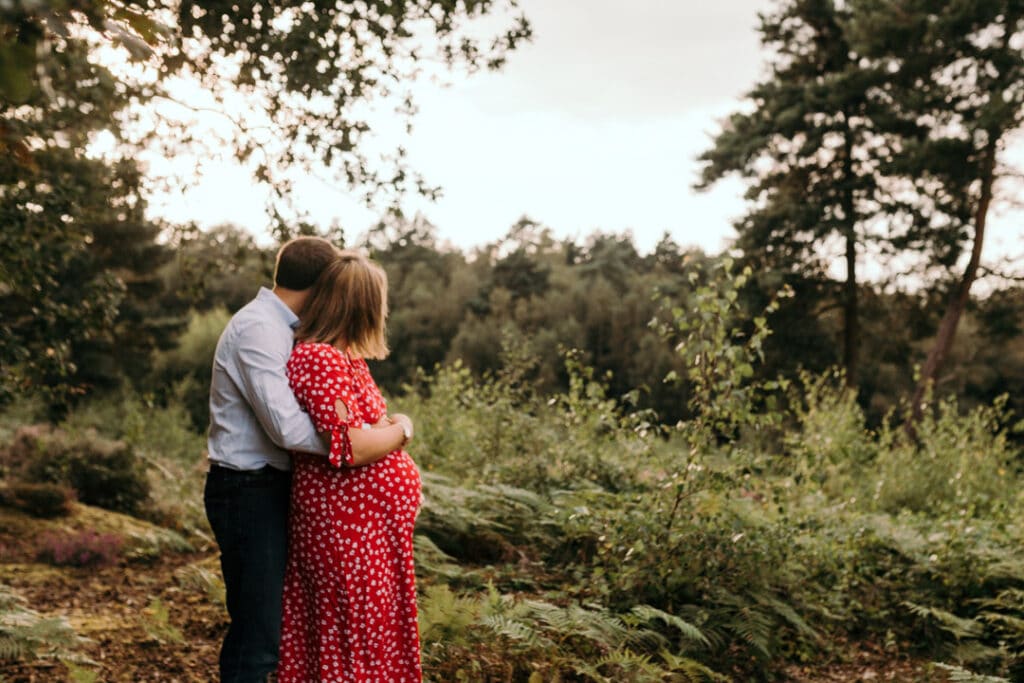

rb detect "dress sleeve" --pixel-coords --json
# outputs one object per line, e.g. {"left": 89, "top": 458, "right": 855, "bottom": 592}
{"left": 287, "top": 344, "right": 362, "bottom": 467}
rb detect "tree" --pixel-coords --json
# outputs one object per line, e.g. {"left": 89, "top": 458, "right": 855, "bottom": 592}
{"left": 161, "top": 224, "right": 275, "bottom": 313}
{"left": 363, "top": 214, "right": 473, "bottom": 390}
{"left": 2, "top": 1, "right": 531, "bottom": 406}
{"left": 0, "top": 16, "right": 171, "bottom": 411}
{"left": 173, "top": 0, "right": 531, "bottom": 235}
{"left": 847, "top": 0, "right": 1024, "bottom": 422}
{"left": 697, "top": 0, "right": 887, "bottom": 387}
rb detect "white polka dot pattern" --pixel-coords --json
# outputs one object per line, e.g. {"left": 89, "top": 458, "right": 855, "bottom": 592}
{"left": 278, "top": 342, "right": 423, "bottom": 682}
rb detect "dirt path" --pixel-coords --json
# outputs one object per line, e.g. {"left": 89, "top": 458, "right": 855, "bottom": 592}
{"left": 1, "top": 551, "right": 222, "bottom": 682}
{"left": 0, "top": 502, "right": 222, "bottom": 682}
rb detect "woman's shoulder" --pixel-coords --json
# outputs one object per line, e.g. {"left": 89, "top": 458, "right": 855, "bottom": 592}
{"left": 290, "top": 342, "right": 350, "bottom": 370}
{"left": 292, "top": 340, "right": 337, "bottom": 354}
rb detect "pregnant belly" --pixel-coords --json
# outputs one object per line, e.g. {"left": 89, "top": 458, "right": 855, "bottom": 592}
{"left": 292, "top": 451, "right": 421, "bottom": 525}
{"left": 345, "top": 451, "right": 422, "bottom": 515}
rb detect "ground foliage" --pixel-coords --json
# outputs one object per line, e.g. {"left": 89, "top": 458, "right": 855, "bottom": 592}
{"left": 1, "top": 269, "right": 1022, "bottom": 680}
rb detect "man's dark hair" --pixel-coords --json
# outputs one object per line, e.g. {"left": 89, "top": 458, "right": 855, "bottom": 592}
{"left": 273, "top": 237, "right": 340, "bottom": 290}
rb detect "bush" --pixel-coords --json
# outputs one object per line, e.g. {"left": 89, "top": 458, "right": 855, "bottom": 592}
{"left": 0, "top": 482, "right": 75, "bottom": 518}
{"left": 58, "top": 389, "right": 210, "bottom": 534}
{"left": 6, "top": 426, "right": 150, "bottom": 516}
{"left": 35, "top": 530, "right": 123, "bottom": 568}
{"left": 149, "top": 307, "right": 229, "bottom": 431}
{"left": 874, "top": 395, "right": 1018, "bottom": 518}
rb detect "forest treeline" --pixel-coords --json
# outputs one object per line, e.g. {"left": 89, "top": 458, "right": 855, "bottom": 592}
{"left": 7, "top": 211, "right": 1020, "bottom": 436}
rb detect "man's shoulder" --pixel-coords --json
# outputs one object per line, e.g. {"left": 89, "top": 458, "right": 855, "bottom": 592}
{"left": 217, "top": 297, "right": 260, "bottom": 341}
{"left": 217, "top": 295, "right": 291, "bottom": 351}
{"left": 226, "top": 296, "right": 268, "bottom": 329}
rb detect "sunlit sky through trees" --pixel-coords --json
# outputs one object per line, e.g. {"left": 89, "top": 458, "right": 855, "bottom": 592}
{"left": 137, "top": 0, "right": 1023, "bottom": 275}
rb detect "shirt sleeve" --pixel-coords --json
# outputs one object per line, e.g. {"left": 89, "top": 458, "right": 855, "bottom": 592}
{"left": 287, "top": 344, "right": 362, "bottom": 467}
{"left": 230, "top": 321, "right": 329, "bottom": 457}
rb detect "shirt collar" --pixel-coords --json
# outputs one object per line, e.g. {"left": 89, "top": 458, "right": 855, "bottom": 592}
{"left": 257, "top": 287, "right": 301, "bottom": 329}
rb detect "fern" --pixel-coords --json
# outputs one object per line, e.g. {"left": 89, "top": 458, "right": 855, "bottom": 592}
{"left": 905, "top": 601, "right": 985, "bottom": 640}
{"left": 418, "top": 584, "right": 481, "bottom": 643}
{"left": 660, "top": 650, "right": 733, "bottom": 682}
{"left": 0, "top": 584, "right": 81, "bottom": 662}
{"left": 713, "top": 590, "right": 775, "bottom": 659}
{"left": 573, "top": 648, "right": 659, "bottom": 683}
{"left": 140, "top": 599, "right": 183, "bottom": 645}
{"left": 481, "top": 614, "right": 553, "bottom": 649}
{"left": 934, "top": 662, "right": 1011, "bottom": 683}
{"left": 750, "top": 590, "right": 818, "bottom": 640}
{"left": 524, "top": 600, "right": 633, "bottom": 650}
{"left": 0, "top": 635, "right": 28, "bottom": 662}
{"left": 726, "top": 605, "right": 775, "bottom": 659}
{"left": 629, "top": 604, "right": 710, "bottom": 647}
{"left": 949, "top": 640, "right": 1008, "bottom": 669}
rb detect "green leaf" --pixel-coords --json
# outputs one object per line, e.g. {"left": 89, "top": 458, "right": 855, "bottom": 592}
{"left": 0, "top": 41, "right": 37, "bottom": 104}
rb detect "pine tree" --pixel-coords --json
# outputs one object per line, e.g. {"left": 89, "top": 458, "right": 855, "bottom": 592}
{"left": 697, "top": 0, "right": 888, "bottom": 387}
{"left": 847, "top": 0, "right": 1024, "bottom": 422}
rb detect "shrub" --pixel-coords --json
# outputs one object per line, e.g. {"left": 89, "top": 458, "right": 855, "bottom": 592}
{"left": 149, "top": 307, "right": 230, "bottom": 431}
{"left": 8, "top": 426, "right": 151, "bottom": 516}
{"left": 60, "top": 389, "right": 209, "bottom": 534}
{"left": 874, "top": 395, "right": 1019, "bottom": 518}
{"left": 785, "top": 369, "right": 877, "bottom": 495}
{"left": 0, "top": 482, "right": 75, "bottom": 518}
{"left": 0, "top": 424, "right": 50, "bottom": 479}
{"left": 35, "top": 531, "right": 123, "bottom": 568}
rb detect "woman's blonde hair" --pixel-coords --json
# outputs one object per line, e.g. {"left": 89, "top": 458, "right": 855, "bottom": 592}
{"left": 294, "top": 250, "right": 389, "bottom": 359}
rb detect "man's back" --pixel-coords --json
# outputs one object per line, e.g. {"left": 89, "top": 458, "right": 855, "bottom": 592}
{"left": 207, "top": 287, "right": 324, "bottom": 471}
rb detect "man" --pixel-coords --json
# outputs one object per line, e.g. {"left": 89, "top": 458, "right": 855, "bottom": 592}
{"left": 204, "top": 236, "right": 338, "bottom": 683}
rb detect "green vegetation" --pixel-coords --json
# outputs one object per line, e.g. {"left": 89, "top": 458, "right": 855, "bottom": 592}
{"left": 0, "top": 585, "right": 81, "bottom": 664}
{"left": 390, "top": 267, "right": 1024, "bottom": 680}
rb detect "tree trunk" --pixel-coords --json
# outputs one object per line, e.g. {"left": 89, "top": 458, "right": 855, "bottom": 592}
{"left": 841, "top": 126, "right": 859, "bottom": 388}
{"left": 841, "top": 208, "right": 858, "bottom": 387}
{"left": 907, "top": 138, "right": 998, "bottom": 425}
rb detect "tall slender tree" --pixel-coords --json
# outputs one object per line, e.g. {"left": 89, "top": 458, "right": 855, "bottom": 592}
{"left": 847, "top": 0, "right": 1024, "bottom": 421}
{"left": 697, "top": 0, "right": 888, "bottom": 387}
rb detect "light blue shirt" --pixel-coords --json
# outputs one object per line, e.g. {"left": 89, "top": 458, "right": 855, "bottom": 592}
{"left": 207, "top": 287, "right": 328, "bottom": 471}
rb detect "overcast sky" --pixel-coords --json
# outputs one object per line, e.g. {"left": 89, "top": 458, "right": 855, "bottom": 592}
{"left": 145, "top": 0, "right": 1022, "bottom": 269}
{"left": 146, "top": 0, "right": 770, "bottom": 254}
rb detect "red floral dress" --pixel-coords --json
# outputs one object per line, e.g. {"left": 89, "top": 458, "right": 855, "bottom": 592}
{"left": 277, "top": 342, "right": 422, "bottom": 682}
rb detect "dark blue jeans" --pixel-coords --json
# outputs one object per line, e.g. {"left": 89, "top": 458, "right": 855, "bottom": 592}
{"left": 204, "top": 464, "right": 291, "bottom": 683}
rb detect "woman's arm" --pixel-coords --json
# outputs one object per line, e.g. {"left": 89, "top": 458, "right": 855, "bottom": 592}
{"left": 332, "top": 399, "right": 406, "bottom": 466}
{"left": 349, "top": 425, "right": 408, "bottom": 464}
{"left": 289, "top": 343, "right": 414, "bottom": 467}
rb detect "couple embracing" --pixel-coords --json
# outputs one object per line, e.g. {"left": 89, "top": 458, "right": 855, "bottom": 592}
{"left": 204, "top": 237, "right": 422, "bottom": 682}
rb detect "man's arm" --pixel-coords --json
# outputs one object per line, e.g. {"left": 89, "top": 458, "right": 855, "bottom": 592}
{"left": 231, "top": 322, "right": 329, "bottom": 456}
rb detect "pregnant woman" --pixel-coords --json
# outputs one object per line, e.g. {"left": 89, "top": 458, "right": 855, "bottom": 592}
{"left": 277, "top": 251, "right": 422, "bottom": 682}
